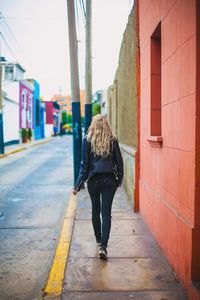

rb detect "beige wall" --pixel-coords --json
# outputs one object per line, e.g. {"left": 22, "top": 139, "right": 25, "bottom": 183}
{"left": 107, "top": 4, "right": 137, "bottom": 202}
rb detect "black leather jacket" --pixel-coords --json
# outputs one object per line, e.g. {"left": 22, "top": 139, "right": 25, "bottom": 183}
{"left": 74, "top": 137, "right": 124, "bottom": 190}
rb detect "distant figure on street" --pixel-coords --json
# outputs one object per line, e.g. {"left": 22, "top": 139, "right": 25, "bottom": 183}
{"left": 73, "top": 114, "right": 124, "bottom": 260}
{"left": 53, "top": 126, "right": 57, "bottom": 136}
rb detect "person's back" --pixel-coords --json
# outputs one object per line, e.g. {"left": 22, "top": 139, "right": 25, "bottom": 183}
{"left": 73, "top": 114, "right": 124, "bottom": 259}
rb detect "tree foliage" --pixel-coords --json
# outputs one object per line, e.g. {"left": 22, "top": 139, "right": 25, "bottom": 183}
{"left": 62, "top": 111, "right": 67, "bottom": 124}
{"left": 92, "top": 103, "right": 101, "bottom": 116}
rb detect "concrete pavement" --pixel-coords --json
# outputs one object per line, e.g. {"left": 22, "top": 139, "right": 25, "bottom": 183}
{"left": 0, "top": 135, "right": 73, "bottom": 300}
{"left": 60, "top": 186, "right": 188, "bottom": 300}
{"left": 0, "top": 136, "right": 54, "bottom": 159}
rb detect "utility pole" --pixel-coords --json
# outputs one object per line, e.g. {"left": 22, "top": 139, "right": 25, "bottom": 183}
{"left": 0, "top": 17, "right": 5, "bottom": 154}
{"left": 66, "top": 0, "right": 82, "bottom": 184}
{"left": 84, "top": 0, "right": 92, "bottom": 135}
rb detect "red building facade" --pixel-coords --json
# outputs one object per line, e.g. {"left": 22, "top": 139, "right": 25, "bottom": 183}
{"left": 139, "top": 0, "right": 200, "bottom": 299}
{"left": 45, "top": 101, "right": 60, "bottom": 134}
{"left": 45, "top": 102, "right": 54, "bottom": 124}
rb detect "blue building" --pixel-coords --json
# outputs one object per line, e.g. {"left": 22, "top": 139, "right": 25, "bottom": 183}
{"left": 27, "top": 79, "right": 45, "bottom": 140}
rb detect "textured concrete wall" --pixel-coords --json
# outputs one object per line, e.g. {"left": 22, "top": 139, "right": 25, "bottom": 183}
{"left": 107, "top": 4, "right": 137, "bottom": 203}
{"left": 120, "top": 143, "right": 136, "bottom": 202}
{"left": 107, "top": 83, "right": 117, "bottom": 136}
{"left": 114, "top": 6, "right": 137, "bottom": 148}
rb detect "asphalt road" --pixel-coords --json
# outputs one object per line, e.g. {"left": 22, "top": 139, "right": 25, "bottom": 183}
{"left": 0, "top": 135, "right": 73, "bottom": 300}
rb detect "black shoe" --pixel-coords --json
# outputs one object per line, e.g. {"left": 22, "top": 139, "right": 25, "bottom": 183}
{"left": 98, "top": 246, "right": 107, "bottom": 260}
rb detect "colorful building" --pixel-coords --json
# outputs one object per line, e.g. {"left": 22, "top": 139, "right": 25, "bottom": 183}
{"left": 27, "top": 79, "right": 45, "bottom": 140}
{"left": 51, "top": 90, "right": 85, "bottom": 117}
{"left": 108, "top": 1, "right": 200, "bottom": 299}
{"left": 19, "top": 80, "right": 34, "bottom": 131}
{"left": 1, "top": 59, "right": 34, "bottom": 144}
{"left": 44, "top": 101, "right": 60, "bottom": 137}
{"left": 139, "top": 1, "right": 199, "bottom": 299}
{"left": 51, "top": 94, "right": 72, "bottom": 115}
{"left": 80, "top": 90, "right": 84, "bottom": 117}
{"left": 1, "top": 59, "right": 46, "bottom": 143}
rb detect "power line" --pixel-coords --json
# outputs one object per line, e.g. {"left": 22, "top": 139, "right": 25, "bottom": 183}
{"left": 1, "top": 14, "right": 21, "bottom": 48}
{"left": 0, "top": 14, "right": 29, "bottom": 69}
{"left": 0, "top": 13, "right": 24, "bottom": 59}
{"left": 0, "top": 19, "right": 23, "bottom": 55}
{"left": 0, "top": 33, "right": 18, "bottom": 61}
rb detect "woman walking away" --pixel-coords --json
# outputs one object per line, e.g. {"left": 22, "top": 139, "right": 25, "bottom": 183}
{"left": 73, "top": 114, "right": 124, "bottom": 260}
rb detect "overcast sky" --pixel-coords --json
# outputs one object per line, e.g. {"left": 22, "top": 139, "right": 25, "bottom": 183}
{"left": 0, "top": 0, "right": 134, "bottom": 99}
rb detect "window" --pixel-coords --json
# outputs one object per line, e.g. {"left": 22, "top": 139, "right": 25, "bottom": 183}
{"left": 36, "top": 99, "right": 40, "bottom": 126}
{"left": 28, "top": 95, "right": 33, "bottom": 128}
{"left": 22, "top": 93, "right": 25, "bottom": 109}
{"left": 150, "top": 22, "right": 161, "bottom": 136}
{"left": 5, "top": 66, "right": 14, "bottom": 81}
{"left": 21, "top": 91, "right": 26, "bottom": 128}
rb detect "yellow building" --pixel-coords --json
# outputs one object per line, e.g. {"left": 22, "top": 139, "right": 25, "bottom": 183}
{"left": 51, "top": 90, "right": 85, "bottom": 117}
{"left": 51, "top": 94, "right": 72, "bottom": 115}
{"left": 80, "top": 90, "right": 84, "bottom": 117}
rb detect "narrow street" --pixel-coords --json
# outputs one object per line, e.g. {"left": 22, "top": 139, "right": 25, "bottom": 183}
{"left": 0, "top": 135, "right": 73, "bottom": 300}
{"left": 1, "top": 1, "right": 200, "bottom": 299}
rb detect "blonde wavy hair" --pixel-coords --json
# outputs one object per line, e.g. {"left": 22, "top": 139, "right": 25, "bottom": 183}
{"left": 87, "top": 114, "right": 116, "bottom": 157}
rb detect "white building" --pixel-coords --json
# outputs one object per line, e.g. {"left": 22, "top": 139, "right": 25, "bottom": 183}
{"left": 43, "top": 108, "right": 53, "bottom": 138}
{"left": 1, "top": 59, "right": 25, "bottom": 145}
{"left": 2, "top": 91, "right": 19, "bottom": 145}
{"left": 2, "top": 59, "right": 25, "bottom": 82}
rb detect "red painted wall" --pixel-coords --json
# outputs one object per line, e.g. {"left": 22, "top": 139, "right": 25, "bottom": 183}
{"left": 45, "top": 102, "right": 53, "bottom": 124}
{"left": 139, "top": 1, "right": 199, "bottom": 299}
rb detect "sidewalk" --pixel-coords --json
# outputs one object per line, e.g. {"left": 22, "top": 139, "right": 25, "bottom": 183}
{"left": 0, "top": 137, "right": 53, "bottom": 158}
{"left": 61, "top": 187, "right": 188, "bottom": 300}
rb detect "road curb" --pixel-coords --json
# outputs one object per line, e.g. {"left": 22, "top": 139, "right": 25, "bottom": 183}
{"left": 0, "top": 147, "right": 27, "bottom": 159}
{"left": 0, "top": 138, "right": 53, "bottom": 159}
{"left": 42, "top": 193, "right": 78, "bottom": 299}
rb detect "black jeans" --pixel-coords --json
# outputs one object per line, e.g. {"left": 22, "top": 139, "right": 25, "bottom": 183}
{"left": 87, "top": 173, "right": 117, "bottom": 248}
